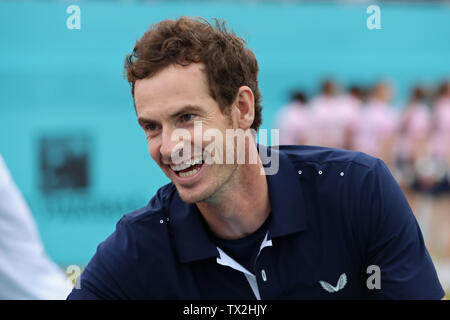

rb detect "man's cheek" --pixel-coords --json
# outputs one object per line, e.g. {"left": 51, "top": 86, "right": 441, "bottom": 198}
{"left": 148, "top": 143, "right": 159, "bottom": 163}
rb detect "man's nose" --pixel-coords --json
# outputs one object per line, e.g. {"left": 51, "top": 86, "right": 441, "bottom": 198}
{"left": 160, "top": 128, "right": 185, "bottom": 164}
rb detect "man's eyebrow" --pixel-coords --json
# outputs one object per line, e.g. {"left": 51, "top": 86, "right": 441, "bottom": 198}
{"left": 169, "top": 104, "right": 203, "bottom": 119}
{"left": 138, "top": 117, "right": 158, "bottom": 127}
{"left": 138, "top": 105, "right": 203, "bottom": 126}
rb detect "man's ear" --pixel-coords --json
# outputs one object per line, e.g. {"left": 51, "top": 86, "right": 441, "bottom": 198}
{"left": 233, "top": 86, "right": 255, "bottom": 130}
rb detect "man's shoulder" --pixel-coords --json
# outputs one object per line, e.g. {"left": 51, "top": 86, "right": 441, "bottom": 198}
{"left": 99, "top": 182, "right": 177, "bottom": 257}
{"left": 276, "top": 145, "right": 384, "bottom": 206}
{"left": 93, "top": 182, "right": 177, "bottom": 272}
{"left": 278, "top": 144, "right": 378, "bottom": 169}
{"left": 72, "top": 183, "right": 179, "bottom": 299}
{"left": 122, "top": 182, "right": 176, "bottom": 224}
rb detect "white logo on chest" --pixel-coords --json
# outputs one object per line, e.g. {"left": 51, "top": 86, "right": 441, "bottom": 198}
{"left": 319, "top": 273, "right": 347, "bottom": 293}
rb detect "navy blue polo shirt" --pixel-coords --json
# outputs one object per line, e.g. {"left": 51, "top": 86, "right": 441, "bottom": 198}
{"left": 67, "top": 145, "right": 444, "bottom": 300}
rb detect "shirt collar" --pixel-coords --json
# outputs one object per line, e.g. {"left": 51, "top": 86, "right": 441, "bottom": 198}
{"left": 263, "top": 146, "right": 309, "bottom": 239}
{"left": 169, "top": 145, "right": 308, "bottom": 264}
{"left": 169, "top": 194, "right": 219, "bottom": 264}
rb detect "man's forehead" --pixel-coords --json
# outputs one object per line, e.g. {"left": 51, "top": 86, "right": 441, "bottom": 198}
{"left": 135, "top": 63, "right": 207, "bottom": 94}
{"left": 134, "top": 63, "right": 210, "bottom": 109}
{"left": 134, "top": 63, "right": 217, "bottom": 121}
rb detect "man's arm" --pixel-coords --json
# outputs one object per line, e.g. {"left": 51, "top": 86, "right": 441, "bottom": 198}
{"left": 67, "top": 217, "right": 134, "bottom": 300}
{"left": 362, "top": 159, "right": 445, "bottom": 300}
{"left": 0, "top": 155, "right": 71, "bottom": 299}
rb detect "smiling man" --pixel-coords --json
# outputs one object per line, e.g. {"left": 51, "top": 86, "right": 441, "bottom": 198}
{"left": 67, "top": 17, "right": 445, "bottom": 300}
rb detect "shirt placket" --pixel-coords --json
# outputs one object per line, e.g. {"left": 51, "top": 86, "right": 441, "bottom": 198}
{"left": 215, "top": 232, "right": 273, "bottom": 300}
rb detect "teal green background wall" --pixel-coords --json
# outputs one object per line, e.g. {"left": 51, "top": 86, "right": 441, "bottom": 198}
{"left": 1, "top": 1, "right": 449, "bottom": 265}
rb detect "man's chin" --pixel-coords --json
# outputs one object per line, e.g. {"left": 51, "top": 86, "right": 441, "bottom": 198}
{"left": 176, "top": 189, "right": 207, "bottom": 204}
{"left": 173, "top": 183, "right": 208, "bottom": 204}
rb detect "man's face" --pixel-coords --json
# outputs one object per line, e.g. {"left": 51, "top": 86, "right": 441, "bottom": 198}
{"left": 134, "top": 63, "right": 239, "bottom": 204}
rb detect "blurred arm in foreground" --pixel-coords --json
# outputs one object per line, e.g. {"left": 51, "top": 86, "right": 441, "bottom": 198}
{"left": 0, "top": 154, "right": 72, "bottom": 299}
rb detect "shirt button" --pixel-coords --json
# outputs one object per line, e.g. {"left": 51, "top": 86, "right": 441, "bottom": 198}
{"left": 159, "top": 219, "right": 164, "bottom": 224}
{"left": 261, "top": 269, "right": 267, "bottom": 282}
{"left": 318, "top": 170, "right": 323, "bottom": 175}
{"left": 298, "top": 170, "right": 302, "bottom": 175}
{"left": 340, "top": 172, "right": 344, "bottom": 176}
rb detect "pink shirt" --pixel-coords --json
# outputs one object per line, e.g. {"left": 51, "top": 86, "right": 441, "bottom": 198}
{"left": 354, "top": 100, "right": 399, "bottom": 159}
{"left": 308, "top": 95, "right": 349, "bottom": 149}
{"left": 275, "top": 102, "right": 311, "bottom": 145}
{"left": 430, "top": 97, "right": 450, "bottom": 160}
{"left": 338, "top": 94, "right": 362, "bottom": 131}
{"left": 397, "top": 102, "right": 431, "bottom": 160}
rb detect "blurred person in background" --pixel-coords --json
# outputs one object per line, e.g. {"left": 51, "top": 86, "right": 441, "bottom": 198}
{"left": 414, "top": 82, "right": 450, "bottom": 196}
{"left": 337, "top": 85, "right": 364, "bottom": 150}
{"left": 430, "top": 82, "right": 450, "bottom": 262}
{"left": 0, "top": 154, "right": 72, "bottom": 299}
{"left": 411, "top": 82, "right": 450, "bottom": 268}
{"left": 396, "top": 86, "right": 431, "bottom": 190}
{"left": 430, "top": 81, "right": 450, "bottom": 177}
{"left": 308, "top": 79, "right": 347, "bottom": 149}
{"left": 393, "top": 87, "right": 433, "bottom": 241}
{"left": 354, "top": 81, "right": 399, "bottom": 166}
{"left": 275, "top": 91, "right": 310, "bottom": 145}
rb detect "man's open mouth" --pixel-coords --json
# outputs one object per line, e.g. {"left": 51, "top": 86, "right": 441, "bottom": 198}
{"left": 170, "top": 157, "right": 204, "bottom": 177}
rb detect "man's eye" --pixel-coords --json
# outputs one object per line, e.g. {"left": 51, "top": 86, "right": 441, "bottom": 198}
{"left": 180, "top": 114, "right": 196, "bottom": 123}
{"left": 144, "top": 123, "right": 160, "bottom": 132}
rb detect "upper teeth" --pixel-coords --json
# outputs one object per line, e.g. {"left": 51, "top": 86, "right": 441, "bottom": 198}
{"left": 170, "top": 157, "right": 202, "bottom": 171}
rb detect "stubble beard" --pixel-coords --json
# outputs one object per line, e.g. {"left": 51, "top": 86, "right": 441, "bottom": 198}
{"left": 176, "top": 161, "right": 239, "bottom": 205}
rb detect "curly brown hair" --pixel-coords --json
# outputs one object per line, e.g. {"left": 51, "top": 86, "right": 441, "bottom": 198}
{"left": 124, "top": 17, "right": 262, "bottom": 131}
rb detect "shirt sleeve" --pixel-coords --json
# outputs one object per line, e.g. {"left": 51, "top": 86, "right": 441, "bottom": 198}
{"left": 67, "top": 216, "right": 135, "bottom": 300}
{"left": 0, "top": 155, "right": 72, "bottom": 299}
{"left": 364, "top": 159, "right": 445, "bottom": 299}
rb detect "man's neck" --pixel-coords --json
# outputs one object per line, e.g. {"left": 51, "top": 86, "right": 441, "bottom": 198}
{"left": 196, "top": 153, "right": 271, "bottom": 240}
